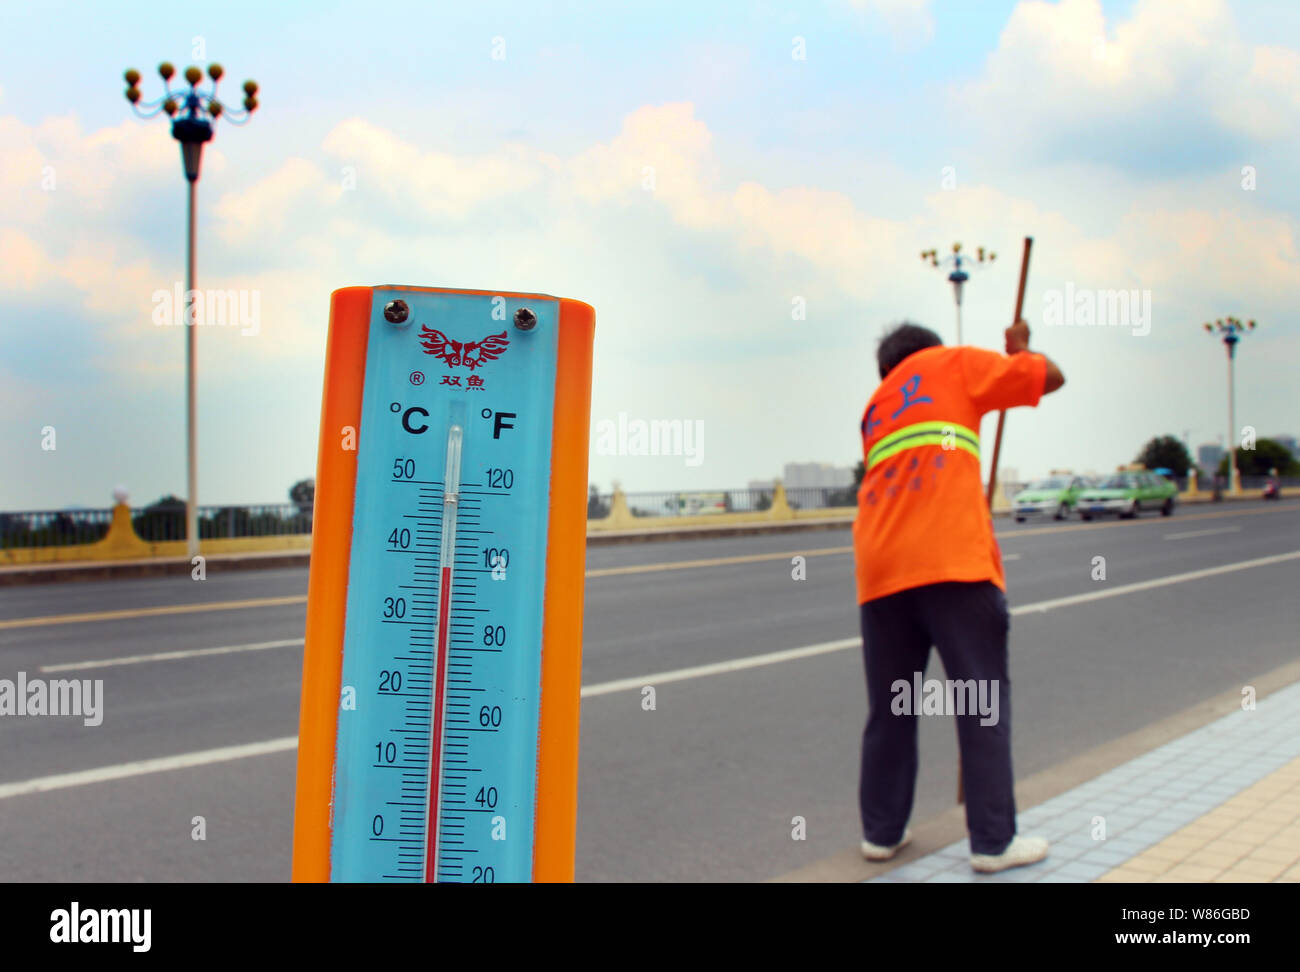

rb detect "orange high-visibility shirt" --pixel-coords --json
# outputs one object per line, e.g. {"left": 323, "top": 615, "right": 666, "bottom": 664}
{"left": 852, "top": 346, "right": 1047, "bottom": 604}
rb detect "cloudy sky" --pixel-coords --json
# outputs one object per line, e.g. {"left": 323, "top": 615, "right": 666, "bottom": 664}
{"left": 2, "top": 0, "right": 1298, "bottom": 509}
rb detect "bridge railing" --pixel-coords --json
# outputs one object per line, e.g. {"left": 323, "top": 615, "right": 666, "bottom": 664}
{"left": 1, "top": 504, "right": 313, "bottom": 548}
{"left": 597, "top": 487, "right": 794, "bottom": 519}
{"left": 0, "top": 509, "right": 116, "bottom": 548}
{"left": 5, "top": 475, "right": 1297, "bottom": 548}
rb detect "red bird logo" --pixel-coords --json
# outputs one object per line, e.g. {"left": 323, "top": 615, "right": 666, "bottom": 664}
{"left": 418, "top": 327, "right": 510, "bottom": 370}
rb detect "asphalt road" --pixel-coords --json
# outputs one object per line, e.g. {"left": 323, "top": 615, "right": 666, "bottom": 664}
{"left": 1, "top": 500, "right": 1298, "bottom": 882}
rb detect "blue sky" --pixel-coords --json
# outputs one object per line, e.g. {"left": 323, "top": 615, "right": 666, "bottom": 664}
{"left": 2, "top": 0, "right": 1298, "bottom": 508}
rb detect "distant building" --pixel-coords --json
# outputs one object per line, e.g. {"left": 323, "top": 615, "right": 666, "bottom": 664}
{"left": 747, "top": 479, "right": 776, "bottom": 491}
{"left": 782, "top": 462, "right": 854, "bottom": 489}
{"left": 1197, "top": 444, "right": 1224, "bottom": 471}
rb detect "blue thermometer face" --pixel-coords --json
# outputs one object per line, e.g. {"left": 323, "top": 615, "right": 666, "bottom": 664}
{"left": 329, "top": 290, "right": 559, "bottom": 882}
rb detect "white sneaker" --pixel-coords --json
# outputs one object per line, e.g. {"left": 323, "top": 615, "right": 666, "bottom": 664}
{"left": 971, "top": 835, "right": 1049, "bottom": 873}
{"left": 861, "top": 828, "right": 912, "bottom": 861}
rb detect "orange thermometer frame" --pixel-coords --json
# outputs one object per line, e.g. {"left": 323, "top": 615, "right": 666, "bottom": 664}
{"left": 292, "top": 285, "right": 593, "bottom": 882}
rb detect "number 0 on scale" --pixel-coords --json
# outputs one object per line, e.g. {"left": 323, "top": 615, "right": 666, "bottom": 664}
{"left": 292, "top": 286, "right": 594, "bottom": 882}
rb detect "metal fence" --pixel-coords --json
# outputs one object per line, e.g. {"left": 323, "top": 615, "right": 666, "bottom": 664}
{"left": 0, "top": 509, "right": 116, "bottom": 548}
{"left": 0, "top": 503, "right": 313, "bottom": 548}
{"left": 1230, "top": 475, "right": 1299, "bottom": 491}
{"left": 591, "top": 485, "right": 859, "bottom": 520}
{"left": 5, "top": 476, "right": 1296, "bottom": 546}
{"left": 136, "top": 503, "right": 313, "bottom": 542}
{"left": 1011, "top": 476, "right": 1300, "bottom": 495}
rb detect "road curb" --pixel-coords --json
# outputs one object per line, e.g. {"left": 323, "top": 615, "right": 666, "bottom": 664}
{"left": 0, "top": 551, "right": 316, "bottom": 586}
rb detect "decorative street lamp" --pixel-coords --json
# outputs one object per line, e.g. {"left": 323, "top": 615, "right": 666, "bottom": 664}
{"left": 124, "top": 63, "right": 259, "bottom": 558}
{"left": 920, "top": 242, "right": 996, "bottom": 346}
{"left": 1202, "top": 316, "right": 1257, "bottom": 496}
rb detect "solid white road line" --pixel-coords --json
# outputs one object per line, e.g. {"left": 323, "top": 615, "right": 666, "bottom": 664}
{"left": 580, "top": 638, "right": 858, "bottom": 697}
{"left": 6, "top": 547, "right": 1298, "bottom": 800}
{"left": 579, "top": 548, "right": 1300, "bottom": 696}
{"left": 1164, "top": 527, "right": 1242, "bottom": 541}
{"left": 40, "top": 639, "right": 304, "bottom": 673}
{"left": 1008, "top": 548, "right": 1300, "bottom": 616}
{"left": 0, "top": 737, "right": 299, "bottom": 801}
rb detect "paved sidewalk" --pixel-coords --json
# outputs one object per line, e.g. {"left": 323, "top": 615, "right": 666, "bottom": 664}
{"left": 871, "top": 678, "right": 1300, "bottom": 883}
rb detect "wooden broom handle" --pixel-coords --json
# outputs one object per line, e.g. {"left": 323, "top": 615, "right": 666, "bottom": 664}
{"left": 985, "top": 236, "right": 1033, "bottom": 508}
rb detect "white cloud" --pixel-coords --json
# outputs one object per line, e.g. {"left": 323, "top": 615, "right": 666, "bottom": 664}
{"left": 961, "top": 0, "right": 1300, "bottom": 163}
{"left": 322, "top": 117, "right": 551, "bottom": 219}
{"left": 568, "top": 103, "right": 906, "bottom": 296}
{"left": 2, "top": 79, "right": 1298, "bottom": 504}
{"left": 213, "top": 157, "right": 340, "bottom": 243}
{"left": 845, "top": 0, "right": 935, "bottom": 42}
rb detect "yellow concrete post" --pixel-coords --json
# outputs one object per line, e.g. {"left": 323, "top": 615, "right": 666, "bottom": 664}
{"left": 991, "top": 477, "right": 1014, "bottom": 514}
{"left": 604, "top": 484, "right": 636, "bottom": 529}
{"left": 767, "top": 480, "right": 795, "bottom": 520}
{"left": 99, "top": 501, "right": 151, "bottom": 558}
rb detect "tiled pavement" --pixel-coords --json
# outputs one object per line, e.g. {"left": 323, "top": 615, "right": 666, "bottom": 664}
{"left": 871, "top": 678, "right": 1300, "bottom": 883}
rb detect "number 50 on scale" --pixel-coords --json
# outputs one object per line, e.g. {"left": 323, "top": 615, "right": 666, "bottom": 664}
{"left": 292, "top": 285, "right": 594, "bottom": 882}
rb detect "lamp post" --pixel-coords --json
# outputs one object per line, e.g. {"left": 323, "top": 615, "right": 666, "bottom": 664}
{"left": 921, "top": 242, "right": 996, "bottom": 346}
{"left": 1202, "top": 316, "right": 1256, "bottom": 496}
{"left": 124, "top": 62, "right": 259, "bottom": 558}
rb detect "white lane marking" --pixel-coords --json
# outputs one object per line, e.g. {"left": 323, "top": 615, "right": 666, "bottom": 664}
{"left": 1009, "top": 549, "right": 1300, "bottom": 615}
{"left": 1164, "top": 527, "right": 1242, "bottom": 541}
{"left": 0, "top": 737, "right": 299, "bottom": 801}
{"left": 35, "top": 556, "right": 1011, "bottom": 673}
{"left": 580, "top": 638, "right": 858, "bottom": 698}
{"left": 579, "top": 548, "right": 1300, "bottom": 696}
{"left": 7, "top": 547, "right": 1298, "bottom": 800}
{"left": 35, "top": 548, "right": 1300, "bottom": 682}
{"left": 39, "top": 639, "right": 304, "bottom": 673}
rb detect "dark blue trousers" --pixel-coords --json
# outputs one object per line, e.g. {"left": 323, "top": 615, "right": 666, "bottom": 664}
{"left": 858, "top": 580, "right": 1016, "bottom": 855}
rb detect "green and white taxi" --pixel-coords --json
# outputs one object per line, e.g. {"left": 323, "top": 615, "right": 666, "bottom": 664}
{"left": 1077, "top": 471, "right": 1177, "bottom": 520}
{"left": 1013, "top": 475, "right": 1086, "bottom": 522}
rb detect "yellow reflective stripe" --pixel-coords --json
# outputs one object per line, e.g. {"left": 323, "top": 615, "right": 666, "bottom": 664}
{"left": 870, "top": 434, "right": 979, "bottom": 469}
{"left": 867, "top": 421, "right": 979, "bottom": 470}
{"left": 869, "top": 420, "right": 977, "bottom": 459}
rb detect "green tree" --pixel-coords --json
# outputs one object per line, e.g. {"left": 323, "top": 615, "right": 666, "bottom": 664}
{"left": 290, "top": 478, "right": 315, "bottom": 515}
{"left": 586, "top": 484, "right": 610, "bottom": 519}
{"left": 132, "top": 494, "right": 186, "bottom": 542}
{"left": 1217, "top": 439, "right": 1300, "bottom": 477}
{"left": 1135, "top": 436, "right": 1191, "bottom": 477}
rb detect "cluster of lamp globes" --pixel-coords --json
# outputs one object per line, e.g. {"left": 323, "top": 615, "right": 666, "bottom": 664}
{"left": 1204, "top": 317, "right": 1257, "bottom": 335}
{"left": 919, "top": 242, "right": 996, "bottom": 267}
{"left": 122, "top": 62, "right": 259, "bottom": 118}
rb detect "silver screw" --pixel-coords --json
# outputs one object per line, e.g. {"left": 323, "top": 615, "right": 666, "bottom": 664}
{"left": 514, "top": 307, "right": 537, "bottom": 331}
{"left": 384, "top": 300, "right": 409, "bottom": 325}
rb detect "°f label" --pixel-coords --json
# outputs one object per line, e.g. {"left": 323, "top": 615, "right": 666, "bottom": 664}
{"left": 330, "top": 291, "right": 559, "bottom": 882}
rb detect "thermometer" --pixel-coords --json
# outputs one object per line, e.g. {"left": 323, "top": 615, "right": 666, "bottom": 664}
{"left": 292, "top": 285, "right": 594, "bottom": 882}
